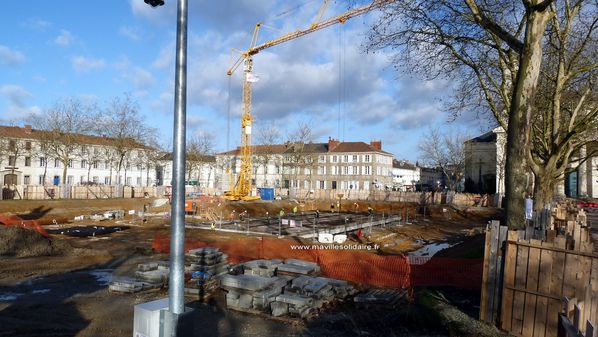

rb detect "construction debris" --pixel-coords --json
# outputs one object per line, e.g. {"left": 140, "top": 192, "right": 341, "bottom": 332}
{"left": 220, "top": 258, "right": 356, "bottom": 319}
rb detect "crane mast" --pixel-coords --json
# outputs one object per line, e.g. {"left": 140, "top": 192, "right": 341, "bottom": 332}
{"left": 224, "top": 0, "right": 394, "bottom": 201}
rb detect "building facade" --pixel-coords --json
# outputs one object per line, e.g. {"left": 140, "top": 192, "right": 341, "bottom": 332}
{"left": 464, "top": 127, "right": 598, "bottom": 198}
{"left": 216, "top": 138, "right": 394, "bottom": 194}
{"left": 0, "top": 125, "right": 158, "bottom": 187}
{"left": 391, "top": 159, "right": 420, "bottom": 191}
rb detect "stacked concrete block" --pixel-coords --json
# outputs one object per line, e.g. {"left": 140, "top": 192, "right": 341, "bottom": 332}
{"left": 135, "top": 261, "right": 170, "bottom": 284}
{"left": 243, "top": 259, "right": 283, "bottom": 277}
{"left": 185, "top": 247, "right": 229, "bottom": 277}
{"left": 108, "top": 276, "right": 161, "bottom": 293}
{"left": 220, "top": 274, "right": 290, "bottom": 313}
{"left": 277, "top": 259, "right": 320, "bottom": 276}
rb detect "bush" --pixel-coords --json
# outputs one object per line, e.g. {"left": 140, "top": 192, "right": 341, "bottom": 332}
{"left": 0, "top": 226, "right": 72, "bottom": 257}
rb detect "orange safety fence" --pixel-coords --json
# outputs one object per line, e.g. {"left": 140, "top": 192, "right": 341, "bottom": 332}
{"left": 152, "top": 234, "right": 482, "bottom": 289}
{"left": 0, "top": 214, "right": 50, "bottom": 238}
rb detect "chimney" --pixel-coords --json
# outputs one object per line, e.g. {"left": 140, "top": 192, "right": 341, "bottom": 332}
{"left": 328, "top": 137, "right": 340, "bottom": 150}
{"left": 24, "top": 124, "right": 32, "bottom": 134}
{"left": 370, "top": 140, "right": 382, "bottom": 150}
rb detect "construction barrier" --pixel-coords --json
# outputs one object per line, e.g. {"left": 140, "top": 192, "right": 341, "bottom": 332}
{"left": 0, "top": 214, "right": 50, "bottom": 237}
{"left": 152, "top": 234, "right": 482, "bottom": 289}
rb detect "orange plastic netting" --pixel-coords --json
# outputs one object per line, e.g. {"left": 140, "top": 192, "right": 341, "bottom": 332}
{"left": 152, "top": 234, "right": 482, "bottom": 289}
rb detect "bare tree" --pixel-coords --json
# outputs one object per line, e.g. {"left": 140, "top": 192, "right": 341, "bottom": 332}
{"left": 186, "top": 133, "right": 215, "bottom": 187}
{"left": 28, "top": 97, "right": 96, "bottom": 184}
{"left": 255, "top": 123, "right": 282, "bottom": 187}
{"left": 418, "top": 128, "right": 469, "bottom": 191}
{"left": 367, "top": 0, "right": 593, "bottom": 228}
{"left": 97, "top": 94, "right": 157, "bottom": 185}
{"left": 284, "top": 121, "right": 315, "bottom": 195}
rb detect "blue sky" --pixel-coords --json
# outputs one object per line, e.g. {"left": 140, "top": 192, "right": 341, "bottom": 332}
{"left": 0, "top": 0, "right": 491, "bottom": 162}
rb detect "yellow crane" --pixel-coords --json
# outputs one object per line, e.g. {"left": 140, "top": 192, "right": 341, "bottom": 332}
{"left": 223, "top": 0, "right": 393, "bottom": 201}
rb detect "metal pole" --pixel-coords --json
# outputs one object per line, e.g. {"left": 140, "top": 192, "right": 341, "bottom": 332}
{"left": 169, "top": 0, "right": 188, "bottom": 315}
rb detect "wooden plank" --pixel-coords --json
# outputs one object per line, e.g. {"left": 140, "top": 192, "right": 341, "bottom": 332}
{"left": 587, "top": 320, "right": 595, "bottom": 337}
{"left": 523, "top": 239, "right": 542, "bottom": 337}
{"left": 480, "top": 224, "right": 492, "bottom": 323}
{"left": 547, "top": 230, "right": 557, "bottom": 243}
{"left": 534, "top": 241, "right": 554, "bottom": 337}
{"left": 547, "top": 237, "right": 568, "bottom": 337}
{"left": 512, "top": 239, "right": 530, "bottom": 335}
{"left": 502, "top": 231, "right": 519, "bottom": 332}
{"left": 493, "top": 224, "right": 509, "bottom": 323}
{"left": 591, "top": 258, "right": 598, "bottom": 330}
{"left": 483, "top": 221, "right": 500, "bottom": 323}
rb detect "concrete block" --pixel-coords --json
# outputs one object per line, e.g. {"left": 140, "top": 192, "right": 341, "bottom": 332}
{"left": 275, "top": 293, "right": 313, "bottom": 307}
{"left": 271, "top": 301, "right": 289, "bottom": 317}
{"left": 277, "top": 263, "right": 317, "bottom": 276}
{"left": 220, "top": 274, "right": 275, "bottom": 291}
{"left": 238, "top": 294, "right": 253, "bottom": 309}
{"left": 137, "top": 262, "right": 159, "bottom": 272}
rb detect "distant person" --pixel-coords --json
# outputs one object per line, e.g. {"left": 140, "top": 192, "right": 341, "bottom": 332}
{"left": 315, "top": 210, "right": 320, "bottom": 218}
{"left": 354, "top": 203, "right": 359, "bottom": 213}
{"left": 330, "top": 203, "right": 335, "bottom": 212}
{"left": 279, "top": 209, "right": 285, "bottom": 218}
{"left": 293, "top": 206, "right": 298, "bottom": 215}
{"left": 368, "top": 207, "right": 373, "bottom": 216}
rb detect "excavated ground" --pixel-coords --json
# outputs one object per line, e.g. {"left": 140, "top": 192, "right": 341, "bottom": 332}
{"left": 0, "top": 197, "right": 501, "bottom": 337}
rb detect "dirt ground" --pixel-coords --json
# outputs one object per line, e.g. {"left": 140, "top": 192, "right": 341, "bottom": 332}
{"left": 0, "top": 197, "right": 501, "bottom": 337}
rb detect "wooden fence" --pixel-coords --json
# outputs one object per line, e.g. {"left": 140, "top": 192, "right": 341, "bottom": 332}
{"left": 480, "top": 203, "right": 597, "bottom": 337}
{"left": 559, "top": 297, "right": 596, "bottom": 337}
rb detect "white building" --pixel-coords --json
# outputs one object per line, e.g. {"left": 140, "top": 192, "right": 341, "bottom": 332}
{"left": 391, "top": 159, "right": 420, "bottom": 191}
{"left": 464, "top": 127, "right": 598, "bottom": 198}
{"left": 216, "top": 138, "right": 394, "bottom": 193}
{"left": 158, "top": 153, "right": 216, "bottom": 188}
{"left": 0, "top": 125, "right": 158, "bottom": 187}
{"left": 463, "top": 126, "right": 507, "bottom": 195}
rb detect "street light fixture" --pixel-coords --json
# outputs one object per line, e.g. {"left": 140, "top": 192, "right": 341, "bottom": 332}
{"left": 144, "top": 0, "right": 164, "bottom": 7}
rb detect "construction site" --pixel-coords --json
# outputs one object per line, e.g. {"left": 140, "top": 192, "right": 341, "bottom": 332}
{"left": 1, "top": 0, "right": 598, "bottom": 337}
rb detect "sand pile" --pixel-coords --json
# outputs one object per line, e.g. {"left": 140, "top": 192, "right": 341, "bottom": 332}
{"left": 0, "top": 226, "right": 72, "bottom": 257}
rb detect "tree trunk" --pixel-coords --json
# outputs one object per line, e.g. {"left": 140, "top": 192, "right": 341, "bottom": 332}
{"left": 533, "top": 169, "right": 555, "bottom": 211}
{"left": 504, "top": 7, "right": 551, "bottom": 229}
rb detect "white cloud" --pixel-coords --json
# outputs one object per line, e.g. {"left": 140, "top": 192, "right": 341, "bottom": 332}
{"left": 22, "top": 18, "right": 52, "bottom": 31}
{"left": 119, "top": 26, "right": 141, "bottom": 41}
{"left": 0, "top": 84, "right": 41, "bottom": 119}
{"left": 54, "top": 29, "right": 73, "bottom": 46}
{"left": 71, "top": 56, "right": 106, "bottom": 73}
{"left": 0, "top": 45, "right": 25, "bottom": 66}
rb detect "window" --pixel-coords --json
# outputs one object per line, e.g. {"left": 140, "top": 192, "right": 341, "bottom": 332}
{"left": 319, "top": 155, "right": 325, "bottom": 163}
{"left": 344, "top": 155, "right": 349, "bottom": 163}
{"left": 353, "top": 155, "right": 358, "bottom": 162}
{"left": 25, "top": 142, "right": 31, "bottom": 150}
{"left": 93, "top": 176, "right": 99, "bottom": 184}
{"left": 77, "top": 176, "right": 83, "bottom": 184}
{"left": 81, "top": 160, "right": 87, "bottom": 169}
{"left": 332, "top": 155, "right": 338, "bottom": 163}
{"left": 353, "top": 166, "right": 358, "bottom": 175}
{"left": 318, "top": 181, "right": 325, "bottom": 189}
{"left": 67, "top": 176, "right": 74, "bottom": 184}
{"left": 105, "top": 177, "right": 110, "bottom": 184}
{"left": 25, "top": 157, "right": 31, "bottom": 167}
{"left": 40, "top": 157, "right": 46, "bottom": 167}
{"left": 24, "top": 175, "right": 30, "bottom": 185}
{"left": 93, "top": 161, "right": 98, "bottom": 169}
{"left": 68, "top": 159, "right": 73, "bottom": 168}
{"left": 364, "top": 155, "right": 371, "bottom": 163}
{"left": 333, "top": 166, "right": 339, "bottom": 175}
{"left": 126, "top": 177, "right": 132, "bottom": 185}
{"left": 364, "top": 166, "right": 371, "bottom": 175}
{"left": 343, "top": 166, "right": 349, "bottom": 175}
{"left": 331, "top": 181, "right": 337, "bottom": 189}
{"left": 81, "top": 146, "right": 88, "bottom": 154}
{"left": 8, "top": 156, "right": 15, "bottom": 166}
{"left": 38, "top": 175, "right": 45, "bottom": 185}
{"left": 304, "top": 167, "right": 310, "bottom": 175}
{"left": 8, "top": 140, "right": 15, "bottom": 150}
{"left": 55, "top": 159, "right": 60, "bottom": 167}
{"left": 94, "top": 147, "right": 100, "bottom": 155}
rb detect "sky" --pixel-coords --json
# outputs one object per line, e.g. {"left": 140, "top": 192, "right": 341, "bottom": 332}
{"left": 0, "top": 0, "right": 493, "bottom": 162}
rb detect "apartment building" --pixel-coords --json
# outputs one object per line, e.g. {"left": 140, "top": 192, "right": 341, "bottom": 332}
{"left": 0, "top": 125, "right": 157, "bottom": 187}
{"left": 217, "top": 137, "right": 394, "bottom": 192}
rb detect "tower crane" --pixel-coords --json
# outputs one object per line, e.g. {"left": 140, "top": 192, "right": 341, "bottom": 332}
{"left": 223, "top": 0, "right": 394, "bottom": 201}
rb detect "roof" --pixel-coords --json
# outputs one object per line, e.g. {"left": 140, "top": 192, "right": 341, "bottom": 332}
{"left": 466, "top": 129, "right": 500, "bottom": 143}
{"left": 159, "top": 153, "right": 216, "bottom": 162}
{"left": 392, "top": 159, "right": 417, "bottom": 170}
{"left": 0, "top": 125, "right": 151, "bottom": 149}
{"left": 218, "top": 141, "right": 392, "bottom": 156}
